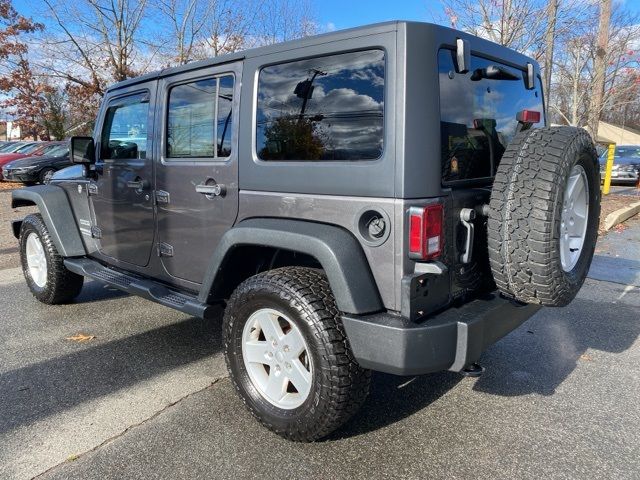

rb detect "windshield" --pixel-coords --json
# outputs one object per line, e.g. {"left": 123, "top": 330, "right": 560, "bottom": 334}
{"left": 0, "top": 143, "right": 26, "bottom": 153}
{"left": 0, "top": 143, "right": 17, "bottom": 152}
{"left": 616, "top": 146, "right": 640, "bottom": 158}
{"left": 15, "top": 143, "right": 40, "bottom": 153}
{"left": 600, "top": 146, "right": 640, "bottom": 164}
{"left": 46, "top": 145, "right": 69, "bottom": 157}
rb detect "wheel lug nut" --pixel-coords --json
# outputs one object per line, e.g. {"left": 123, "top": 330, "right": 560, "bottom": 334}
{"left": 283, "top": 345, "right": 289, "bottom": 353}
{"left": 285, "top": 362, "right": 291, "bottom": 370}
{"left": 267, "top": 351, "right": 273, "bottom": 358}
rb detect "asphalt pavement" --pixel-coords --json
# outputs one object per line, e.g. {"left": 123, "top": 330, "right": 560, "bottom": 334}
{"left": 0, "top": 200, "right": 639, "bottom": 479}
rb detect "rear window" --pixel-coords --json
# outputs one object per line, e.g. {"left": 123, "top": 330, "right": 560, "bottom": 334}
{"left": 438, "top": 49, "right": 544, "bottom": 183}
{"left": 256, "top": 49, "right": 385, "bottom": 161}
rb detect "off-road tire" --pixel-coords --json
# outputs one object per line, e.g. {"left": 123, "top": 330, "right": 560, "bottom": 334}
{"left": 19, "top": 214, "right": 84, "bottom": 304}
{"left": 223, "top": 267, "right": 371, "bottom": 441}
{"left": 487, "top": 127, "right": 600, "bottom": 306}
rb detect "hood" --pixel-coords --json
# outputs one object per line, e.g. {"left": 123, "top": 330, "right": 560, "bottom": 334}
{"left": 0, "top": 153, "right": 28, "bottom": 165}
{"left": 4, "top": 154, "right": 70, "bottom": 169}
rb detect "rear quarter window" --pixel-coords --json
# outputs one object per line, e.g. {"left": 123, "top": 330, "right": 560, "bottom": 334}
{"left": 438, "top": 49, "right": 544, "bottom": 183}
{"left": 256, "top": 49, "right": 385, "bottom": 161}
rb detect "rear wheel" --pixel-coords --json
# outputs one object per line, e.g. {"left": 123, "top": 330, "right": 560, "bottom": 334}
{"left": 19, "top": 214, "right": 84, "bottom": 304}
{"left": 223, "top": 267, "right": 371, "bottom": 441}
{"left": 39, "top": 168, "right": 55, "bottom": 184}
{"left": 487, "top": 127, "right": 600, "bottom": 306}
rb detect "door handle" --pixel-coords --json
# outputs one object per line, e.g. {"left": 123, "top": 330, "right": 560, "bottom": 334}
{"left": 127, "top": 179, "right": 149, "bottom": 190}
{"left": 195, "top": 183, "right": 226, "bottom": 197}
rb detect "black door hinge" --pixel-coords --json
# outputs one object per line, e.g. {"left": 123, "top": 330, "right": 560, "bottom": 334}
{"left": 90, "top": 226, "right": 102, "bottom": 239}
{"left": 88, "top": 183, "right": 98, "bottom": 196}
{"left": 157, "top": 242, "right": 174, "bottom": 257}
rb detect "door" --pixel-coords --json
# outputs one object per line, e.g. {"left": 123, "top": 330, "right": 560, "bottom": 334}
{"left": 155, "top": 63, "right": 241, "bottom": 284}
{"left": 90, "top": 86, "right": 157, "bottom": 267}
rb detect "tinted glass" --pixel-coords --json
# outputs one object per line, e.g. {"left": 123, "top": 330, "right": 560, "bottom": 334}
{"left": 100, "top": 93, "right": 149, "bottom": 160}
{"left": 616, "top": 146, "right": 640, "bottom": 159}
{"left": 256, "top": 49, "right": 385, "bottom": 161}
{"left": 48, "top": 145, "right": 69, "bottom": 157}
{"left": 438, "top": 49, "right": 544, "bottom": 182}
{"left": 167, "top": 75, "right": 234, "bottom": 158}
{"left": 16, "top": 143, "right": 40, "bottom": 153}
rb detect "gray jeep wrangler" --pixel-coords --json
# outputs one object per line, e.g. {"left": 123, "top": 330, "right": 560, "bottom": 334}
{"left": 12, "top": 21, "right": 600, "bottom": 441}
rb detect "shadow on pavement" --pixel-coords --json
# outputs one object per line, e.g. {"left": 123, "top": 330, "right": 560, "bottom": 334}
{"left": 0, "top": 315, "right": 222, "bottom": 435}
{"left": 329, "top": 371, "right": 462, "bottom": 440}
{"left": 330, "top": 292, "right": 639, "bottom": 439}
{"left": 72, "top": 280, "right": 131, "bottom": 303}
{"left": 472, "top": 295, "right": 640, "bottom": 397}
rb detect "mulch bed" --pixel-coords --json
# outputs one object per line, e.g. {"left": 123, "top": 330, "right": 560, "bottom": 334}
{"left": 0, "top": 181, "right": 21, "bottom": 191}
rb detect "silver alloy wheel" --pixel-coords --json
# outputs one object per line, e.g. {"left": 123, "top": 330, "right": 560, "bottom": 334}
{"left": 42, "top": 169, "right": 55, "bottom": 184}
{"left": 560, "top": 164, "right": 589, "bottom": 272}
{"left": 241, "top": 308, "right": 312, "bottom": 410}
{"left": 25, "top": 232, "right": 48, "bottom": 288}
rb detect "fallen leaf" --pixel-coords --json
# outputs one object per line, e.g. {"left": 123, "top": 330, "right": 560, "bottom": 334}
{"left": 579, "top": 353, "right": 592, "bottom": 361}
{"left": 66, "top": 333, "right": 96, "bottom": 342}
{"left": 67, "top": 454, "right": 79, "bottom": 462}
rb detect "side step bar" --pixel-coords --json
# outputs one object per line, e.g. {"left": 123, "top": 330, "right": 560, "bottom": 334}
{"left": 64, "top": 258, "right": 218, "bottom": 319}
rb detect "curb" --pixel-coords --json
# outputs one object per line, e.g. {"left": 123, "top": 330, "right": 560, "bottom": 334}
{"left": 603, "top": 201, "right": 640, "bottom": 231}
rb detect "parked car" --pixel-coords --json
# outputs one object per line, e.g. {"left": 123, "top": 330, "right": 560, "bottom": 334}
{"left": 0, "top": 142, "right": 65, "bottom": 179}
{"left": 599, "top": 145, "right": 640, "bottom": 185}
{"left": 0, "top": 141, "right": 36, "bottom": 154}
{"left": 2, "top": 145, "right": 70, "bottom": 184}
{"left": 11, "top": 21, "right": 601, "bottom": 442}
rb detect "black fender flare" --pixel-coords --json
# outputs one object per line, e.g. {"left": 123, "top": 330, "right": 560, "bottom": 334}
{"left": 198, "top": 218, "right": 384, "bottom": 315}
{"left": 11, "top": 185, "right": 86, "bottom": 257}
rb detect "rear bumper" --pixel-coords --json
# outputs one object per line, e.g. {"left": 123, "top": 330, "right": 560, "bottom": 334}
{"left": 342, "top": 293, "right": 541, "bottom": 375}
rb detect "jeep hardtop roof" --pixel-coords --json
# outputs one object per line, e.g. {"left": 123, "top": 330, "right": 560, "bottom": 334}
{"left": 106, "top": 21, "right": 541, "bottom": 93}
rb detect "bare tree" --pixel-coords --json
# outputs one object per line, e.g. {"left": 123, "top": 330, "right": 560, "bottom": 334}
{"left": 441, "top": 0, "right": 548, "bottom": 57}
{"left": 40, "top": 0, "right": 149, "bottom": 92}
{"left": 153, "top": 0, "right": 210, "bottom": 64}
{"left": 543, "top": 0, "right": 558, "bottom": 113}
{"left": 255, "top": 0, "right": 317, "bottom": 46}
{"left": 587, "top": 0, "right": 612, "bottom": 137}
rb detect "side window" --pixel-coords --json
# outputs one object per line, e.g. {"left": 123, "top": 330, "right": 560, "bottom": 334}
{"left": 167, "top": 74, "right": 234, "bottom": 159}
{"left": 100, "top": 93, "right": 149, "bottom": 160}
{"left": 256, "top": 49, "right": 385, "bottom": 161}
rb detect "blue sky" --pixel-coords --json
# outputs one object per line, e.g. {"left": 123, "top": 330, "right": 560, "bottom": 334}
{"left": 315, "top": 0, "right": 640, "bottom": 32}
{"left": 316, "top": 0, "right": 446, "bottom": 31}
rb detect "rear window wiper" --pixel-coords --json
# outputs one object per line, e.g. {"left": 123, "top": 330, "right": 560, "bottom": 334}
{"left": 470, "top": 65, "right": 520, "bottom": 81}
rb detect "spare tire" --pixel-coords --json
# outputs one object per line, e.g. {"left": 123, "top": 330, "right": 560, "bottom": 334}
{"left": 487, "top": 127, "right": 600, "bottom": 307}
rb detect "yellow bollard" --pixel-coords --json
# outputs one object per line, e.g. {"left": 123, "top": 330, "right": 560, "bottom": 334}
{"left": 602, "top": 143, "right": 615, "bottom": 195}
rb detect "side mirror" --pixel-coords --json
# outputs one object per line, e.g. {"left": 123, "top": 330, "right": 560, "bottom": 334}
{"left": 70, "top": 136, "right": 95, "bottom": 164}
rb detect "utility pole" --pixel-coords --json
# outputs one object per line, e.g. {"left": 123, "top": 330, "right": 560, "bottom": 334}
{"left": 543, "top": 0, "right": 558, "bottom": 116}
{"left": 295, "top": 69, "right": 326, "bottom": 121}
{"left": 588, "top": 0, "right": 612, "bottom": 140}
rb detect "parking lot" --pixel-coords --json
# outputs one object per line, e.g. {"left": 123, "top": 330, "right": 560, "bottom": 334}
{"left": 1, "top": 188, "right": 639, "bottom": 479}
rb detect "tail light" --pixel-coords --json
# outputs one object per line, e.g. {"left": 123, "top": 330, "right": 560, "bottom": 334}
{"left": 516, "top": 109, "right": 541, "bottom": 123}
{"left": 408, "top": 205, "right": 443, "bottom": 260}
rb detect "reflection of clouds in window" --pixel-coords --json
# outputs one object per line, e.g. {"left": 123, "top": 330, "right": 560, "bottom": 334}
{"left": 257, "top": 49, "right": 385, "bottom": 161}
{"left": 438, "top": 49, "right": 544, "bottom": 182}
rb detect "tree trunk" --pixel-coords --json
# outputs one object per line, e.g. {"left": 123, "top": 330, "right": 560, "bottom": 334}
{"left": 543, "top": 0, "right": 558, "bottom": 114}
{"left": 587, "top": 0, "right": 612, "bottom": 139}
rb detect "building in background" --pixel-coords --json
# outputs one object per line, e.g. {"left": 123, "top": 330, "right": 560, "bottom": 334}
{"left": 0, "top": 121, "right": 23, "bottom": 141}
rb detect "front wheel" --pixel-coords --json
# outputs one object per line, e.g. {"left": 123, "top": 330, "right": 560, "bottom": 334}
{"left": 19, "top": 214, "right": 84, "bottom": 304}
{"left": 223, "top": 267, "right": 371, "bottom": 441}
